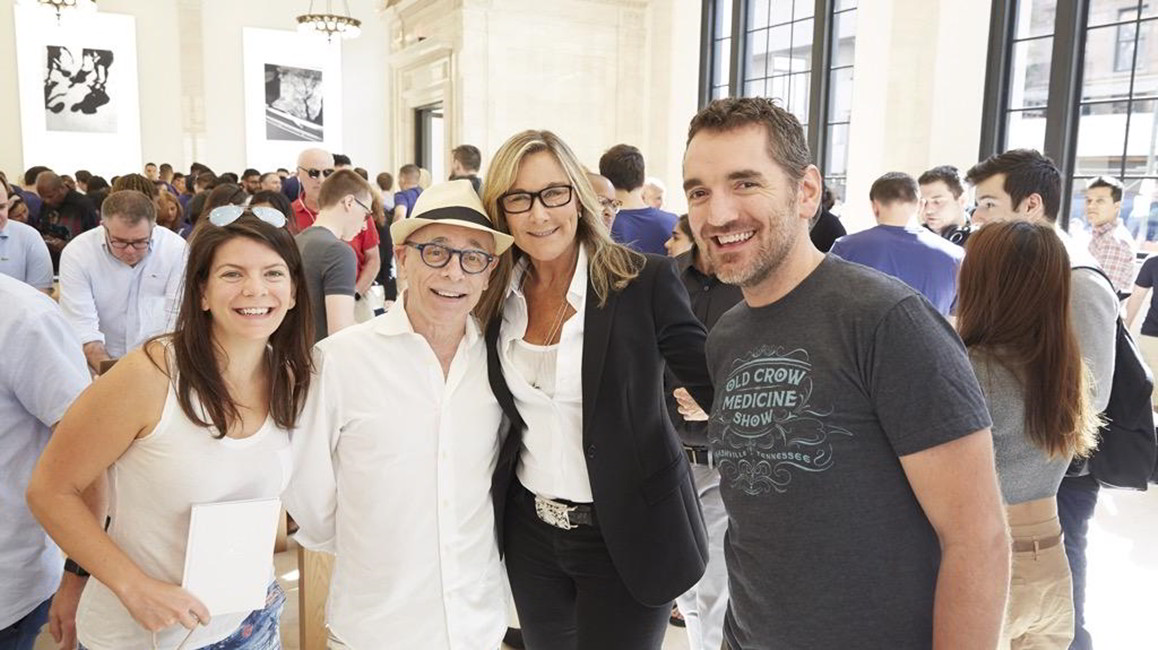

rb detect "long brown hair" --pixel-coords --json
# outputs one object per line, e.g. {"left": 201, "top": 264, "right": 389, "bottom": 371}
{"left": 154, "top": 213, "right": 314, "bottom": 438}
{"left": 956, "top": 221, "right": 1098, "bottom": 459}
{"left": 475, "top": 130, "right": 643, "bottom": 324}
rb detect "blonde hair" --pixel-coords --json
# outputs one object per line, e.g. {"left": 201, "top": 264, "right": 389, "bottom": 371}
{"left": 476, "top": 130, "right": 643, "bottom": 324}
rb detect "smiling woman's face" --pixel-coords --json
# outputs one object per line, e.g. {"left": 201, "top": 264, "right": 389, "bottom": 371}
{"left": 202, "top": 236, "right": 295, "bottom": 343}
{"left": 503, "top": 151, "right": 579, "bottom": 264}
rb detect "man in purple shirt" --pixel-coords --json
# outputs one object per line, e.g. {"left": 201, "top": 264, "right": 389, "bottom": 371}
{"left": 830, "top": 172, "right": 964, "bottom": 315}
{"left": 599, "top": 144, "right": 677, "bottom": 255}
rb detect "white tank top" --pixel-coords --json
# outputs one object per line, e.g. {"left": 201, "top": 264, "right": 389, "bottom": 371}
{"left": 76, "top": 371, "right": 292, "bottom": 650}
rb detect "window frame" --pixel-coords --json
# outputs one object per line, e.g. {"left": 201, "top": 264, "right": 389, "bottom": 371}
{"left": 980, "top": 0, "right": 1092, "bottom": 231}
{"left": 699, "top": 0, "right": 845, "bottom": 177}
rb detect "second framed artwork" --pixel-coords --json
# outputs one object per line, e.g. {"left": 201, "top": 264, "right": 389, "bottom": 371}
{"left": 242, "top": 27, "right": 343, "bottom": 171}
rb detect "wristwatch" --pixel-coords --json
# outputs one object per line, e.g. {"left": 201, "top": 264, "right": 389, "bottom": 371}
{"left": 63, "top": 558, "right": 90, "bottom": 578}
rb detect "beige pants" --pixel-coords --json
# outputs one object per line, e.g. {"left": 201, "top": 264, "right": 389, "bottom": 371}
{"left": 1138, "top": 334, "right": 1158, "bottom": 408}
{"left": 999, "top": 502, "right": 1075, "bottom": 649}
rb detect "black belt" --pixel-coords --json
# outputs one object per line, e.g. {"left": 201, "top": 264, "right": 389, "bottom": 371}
{"left": 684, "top": 445, "right": 714, "bottom": 467}
{"left": 519, "top": 482, "right": 597, "bottom": 529}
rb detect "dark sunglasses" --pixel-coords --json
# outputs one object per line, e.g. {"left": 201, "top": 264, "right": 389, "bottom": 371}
{"left": 298, "top": 166, "right": 336, "bottom": 180}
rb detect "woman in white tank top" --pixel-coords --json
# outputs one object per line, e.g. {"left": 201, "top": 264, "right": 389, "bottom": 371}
{"left": 27, "top": 206, "right": 315, "bottom": 650}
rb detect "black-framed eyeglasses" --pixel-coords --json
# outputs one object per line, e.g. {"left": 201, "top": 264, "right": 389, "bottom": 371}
{"left": 405, "top": 241, "right": 495, "bottom": 274}
{"left": 209, "top": 205, "right": 287, "bottom": 228}
{"left": 352, "top": 196, "right": 372, "bottom": 216}
{"left": 103, "top": 224, "right": 152, "bottom": 251}
{"left": 298, "top": 166, "right": 336, "bottom": 180}
{"left": 499, "top": 185, "right": 573, "bottom": 214}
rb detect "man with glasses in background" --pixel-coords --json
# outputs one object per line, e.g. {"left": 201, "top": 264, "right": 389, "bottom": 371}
{"left": 58, "top": 190, "right": 187, "bottom": 374}
{"left": 286, "top": 179, "right": 513, "bottom": 649}
{"left": 295, "top": 169, "right": 375, "bottom": 343}
{"left": 587, "top": 172, "right": 621, "bottom": 229}
{"left": 294, "top": 148, "right": 381, "bottom": 310}
{"left": 292, "top": 148, "right": 338, "bottom": 231}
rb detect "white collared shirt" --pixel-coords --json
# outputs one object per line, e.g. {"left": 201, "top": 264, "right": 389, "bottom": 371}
{"left": 500, "top": 246, "right": 591, "bottom": 502}
{"left": 285, "top": 297, "right": 506, "bottom": 650}
{"left": 58, "top": 225, "right": 187, "bottom": 358}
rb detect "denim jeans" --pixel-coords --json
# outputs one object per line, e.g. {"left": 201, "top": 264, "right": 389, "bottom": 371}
{"left": 200, "top": 582, "right": 285, "bottom": 650}
{"left": 1057, "top": 475, "right": 1100, "bottom": 650}
{"left": 0, "top": 597, "right": 51, "bottom": 650}
{"left": 79, "top": 582, "right": 285, "bottom": 650}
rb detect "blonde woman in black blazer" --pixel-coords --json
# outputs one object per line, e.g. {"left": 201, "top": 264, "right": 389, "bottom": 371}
{"left": 476, "top": 130, "right": 713, "bottom": 650}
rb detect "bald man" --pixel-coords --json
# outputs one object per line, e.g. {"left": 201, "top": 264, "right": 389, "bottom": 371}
{"left": 35, "top": 172, "right": 98, "bottom": 269}
{"left": 292, "top": 148, "right": 382, "bottom": 307}
{"left": 642, "top": 176, "right": 666, "bottom": 210}
{"left": 587, "top": 173, "right": 620, "bottom": 230}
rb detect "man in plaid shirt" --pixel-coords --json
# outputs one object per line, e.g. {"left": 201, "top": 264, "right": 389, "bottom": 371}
{"left": 1085, "top": 175, "right": 1137, "bottom": 296}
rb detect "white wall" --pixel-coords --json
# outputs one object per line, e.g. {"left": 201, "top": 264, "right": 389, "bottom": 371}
{"left": 388, "top": 0, "right": 699, "bottom": 213}
{"left": 644, "top": 0, "right": 702, "bottom": 216}
{"left": 843, "top": 0, "right": 992, "bottom": 232}
{"left": 0, "top": 0, "right": 389, "bottom": 181}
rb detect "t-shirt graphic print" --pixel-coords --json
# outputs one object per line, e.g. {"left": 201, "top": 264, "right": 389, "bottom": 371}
{"left": 711, "top": 345, "right": 852, "bottom": 496}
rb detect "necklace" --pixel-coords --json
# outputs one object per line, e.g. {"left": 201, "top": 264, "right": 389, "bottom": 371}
{"left": 521, "top": 248, "right": 579, "bottom": 390}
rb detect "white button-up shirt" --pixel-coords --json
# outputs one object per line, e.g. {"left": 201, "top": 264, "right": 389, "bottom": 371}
{"left": 501, "top": 246, "right": 591, "bottom": 502}
{"left": 285, "top": 299, "right": 506, "bottom": 650}
{"left": 0, "top": 275, "right": 90, "bottom": 629}
{"left": 58, "top": 225, "right": 186, "bottom": 358}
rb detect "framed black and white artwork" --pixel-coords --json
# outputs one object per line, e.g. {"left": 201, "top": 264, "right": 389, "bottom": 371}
{"left": 14, "top": 5, "right": 141, "bottom": 177}
{"left": 243, "top": 28, "right": 342, "bottom": 170}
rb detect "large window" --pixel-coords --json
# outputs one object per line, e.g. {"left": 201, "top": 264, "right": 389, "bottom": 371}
{"left": 701, "top": 0, "right": 858, "bottom": 200}
{"left": 984, "top": 0, "right": 1158, "bottom": 248}
{"left": 702, "top": 0, "right": 736, "bottom": 103}
{"left": 825, "top": 1, "right": 857, "bottom": 203}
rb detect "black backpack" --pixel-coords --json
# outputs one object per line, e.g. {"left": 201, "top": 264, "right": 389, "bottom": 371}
{"left": 1070, "top": 267, "right": 1158, "bottom": 490}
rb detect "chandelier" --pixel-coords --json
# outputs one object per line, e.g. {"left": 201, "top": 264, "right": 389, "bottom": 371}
{"left": 296, "top": 0, "right": 361, "bottom": 42}
{"left": 17, "top": 0, "right": 97, "bottom": 23}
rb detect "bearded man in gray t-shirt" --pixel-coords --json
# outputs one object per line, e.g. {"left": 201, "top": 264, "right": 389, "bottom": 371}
{"left": 680, "top": 97, "right": 1010, "bottom": 649}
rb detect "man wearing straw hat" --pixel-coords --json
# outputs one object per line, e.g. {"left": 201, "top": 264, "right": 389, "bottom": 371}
{"left": 285, "top": 179, "right": 514, "bottom": 650}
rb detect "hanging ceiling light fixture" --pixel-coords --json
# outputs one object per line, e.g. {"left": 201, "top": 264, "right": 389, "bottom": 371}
{"left": 296, "top": 0, "right": 361, "bottom": 42}
{"left": 16, "top": 0, "right": 97, "bottom": 23}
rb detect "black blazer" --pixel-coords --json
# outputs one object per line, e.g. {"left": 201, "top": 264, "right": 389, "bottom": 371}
{"left": 486, "top": 253, "right": 715, "bottom": 606}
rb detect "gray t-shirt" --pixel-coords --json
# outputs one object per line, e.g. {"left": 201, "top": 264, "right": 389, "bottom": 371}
{"left": 706, "top": 255, "right": 992, "bottom": 649}
{"left": 295, "top": 226, "right": 355, "bottom": 344}
{"left": 969, "top": 351, "right": 1070, "bottom": 504}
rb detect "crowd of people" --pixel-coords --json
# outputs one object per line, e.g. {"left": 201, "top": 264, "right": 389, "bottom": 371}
{"left": 2, "top": 95, "right": 1156, "bottom": 650}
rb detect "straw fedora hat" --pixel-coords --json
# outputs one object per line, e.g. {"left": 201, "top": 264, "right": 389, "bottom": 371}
{"left": 389, "top": 179, "right": 514, "bottom": 254}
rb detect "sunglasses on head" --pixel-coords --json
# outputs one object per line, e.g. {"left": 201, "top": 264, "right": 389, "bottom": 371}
{"left": 298, "top": 166, "right": 336, "bottom": 180}
{"left": 208, "top": 205, "right": 287, "bottom": 228}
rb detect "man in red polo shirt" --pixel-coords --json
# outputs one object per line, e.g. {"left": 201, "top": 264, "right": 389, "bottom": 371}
{"left": 292, "top": 147, "right": 381, "bottom": 302}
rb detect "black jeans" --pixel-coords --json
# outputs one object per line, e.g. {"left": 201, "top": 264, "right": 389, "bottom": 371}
{"left": 1057, "top": 474, "right": 1100, "bottom": 650}
{"left": 505, "top": 482, "right": 670, "bottom": 650}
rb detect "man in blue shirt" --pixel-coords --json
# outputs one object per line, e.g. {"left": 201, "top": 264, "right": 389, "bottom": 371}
{"left": 392, "top": 164, "right": 423, "bottom": 223}
{"left": 0, "top": 180, "right": 53, "bottom": 294}
{"left": 830, "top": 172, "right": 964, "bottom": 315}
{"left": 599, "top": 144, "right": 677, "bottom": 255}
{"left": 0, "top": 274, "right": 90, "bottom": 650}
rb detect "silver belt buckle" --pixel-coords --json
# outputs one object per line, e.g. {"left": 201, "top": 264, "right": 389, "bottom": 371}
{"left": 534, "top": 495, "right": 576, "bottom": 530}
